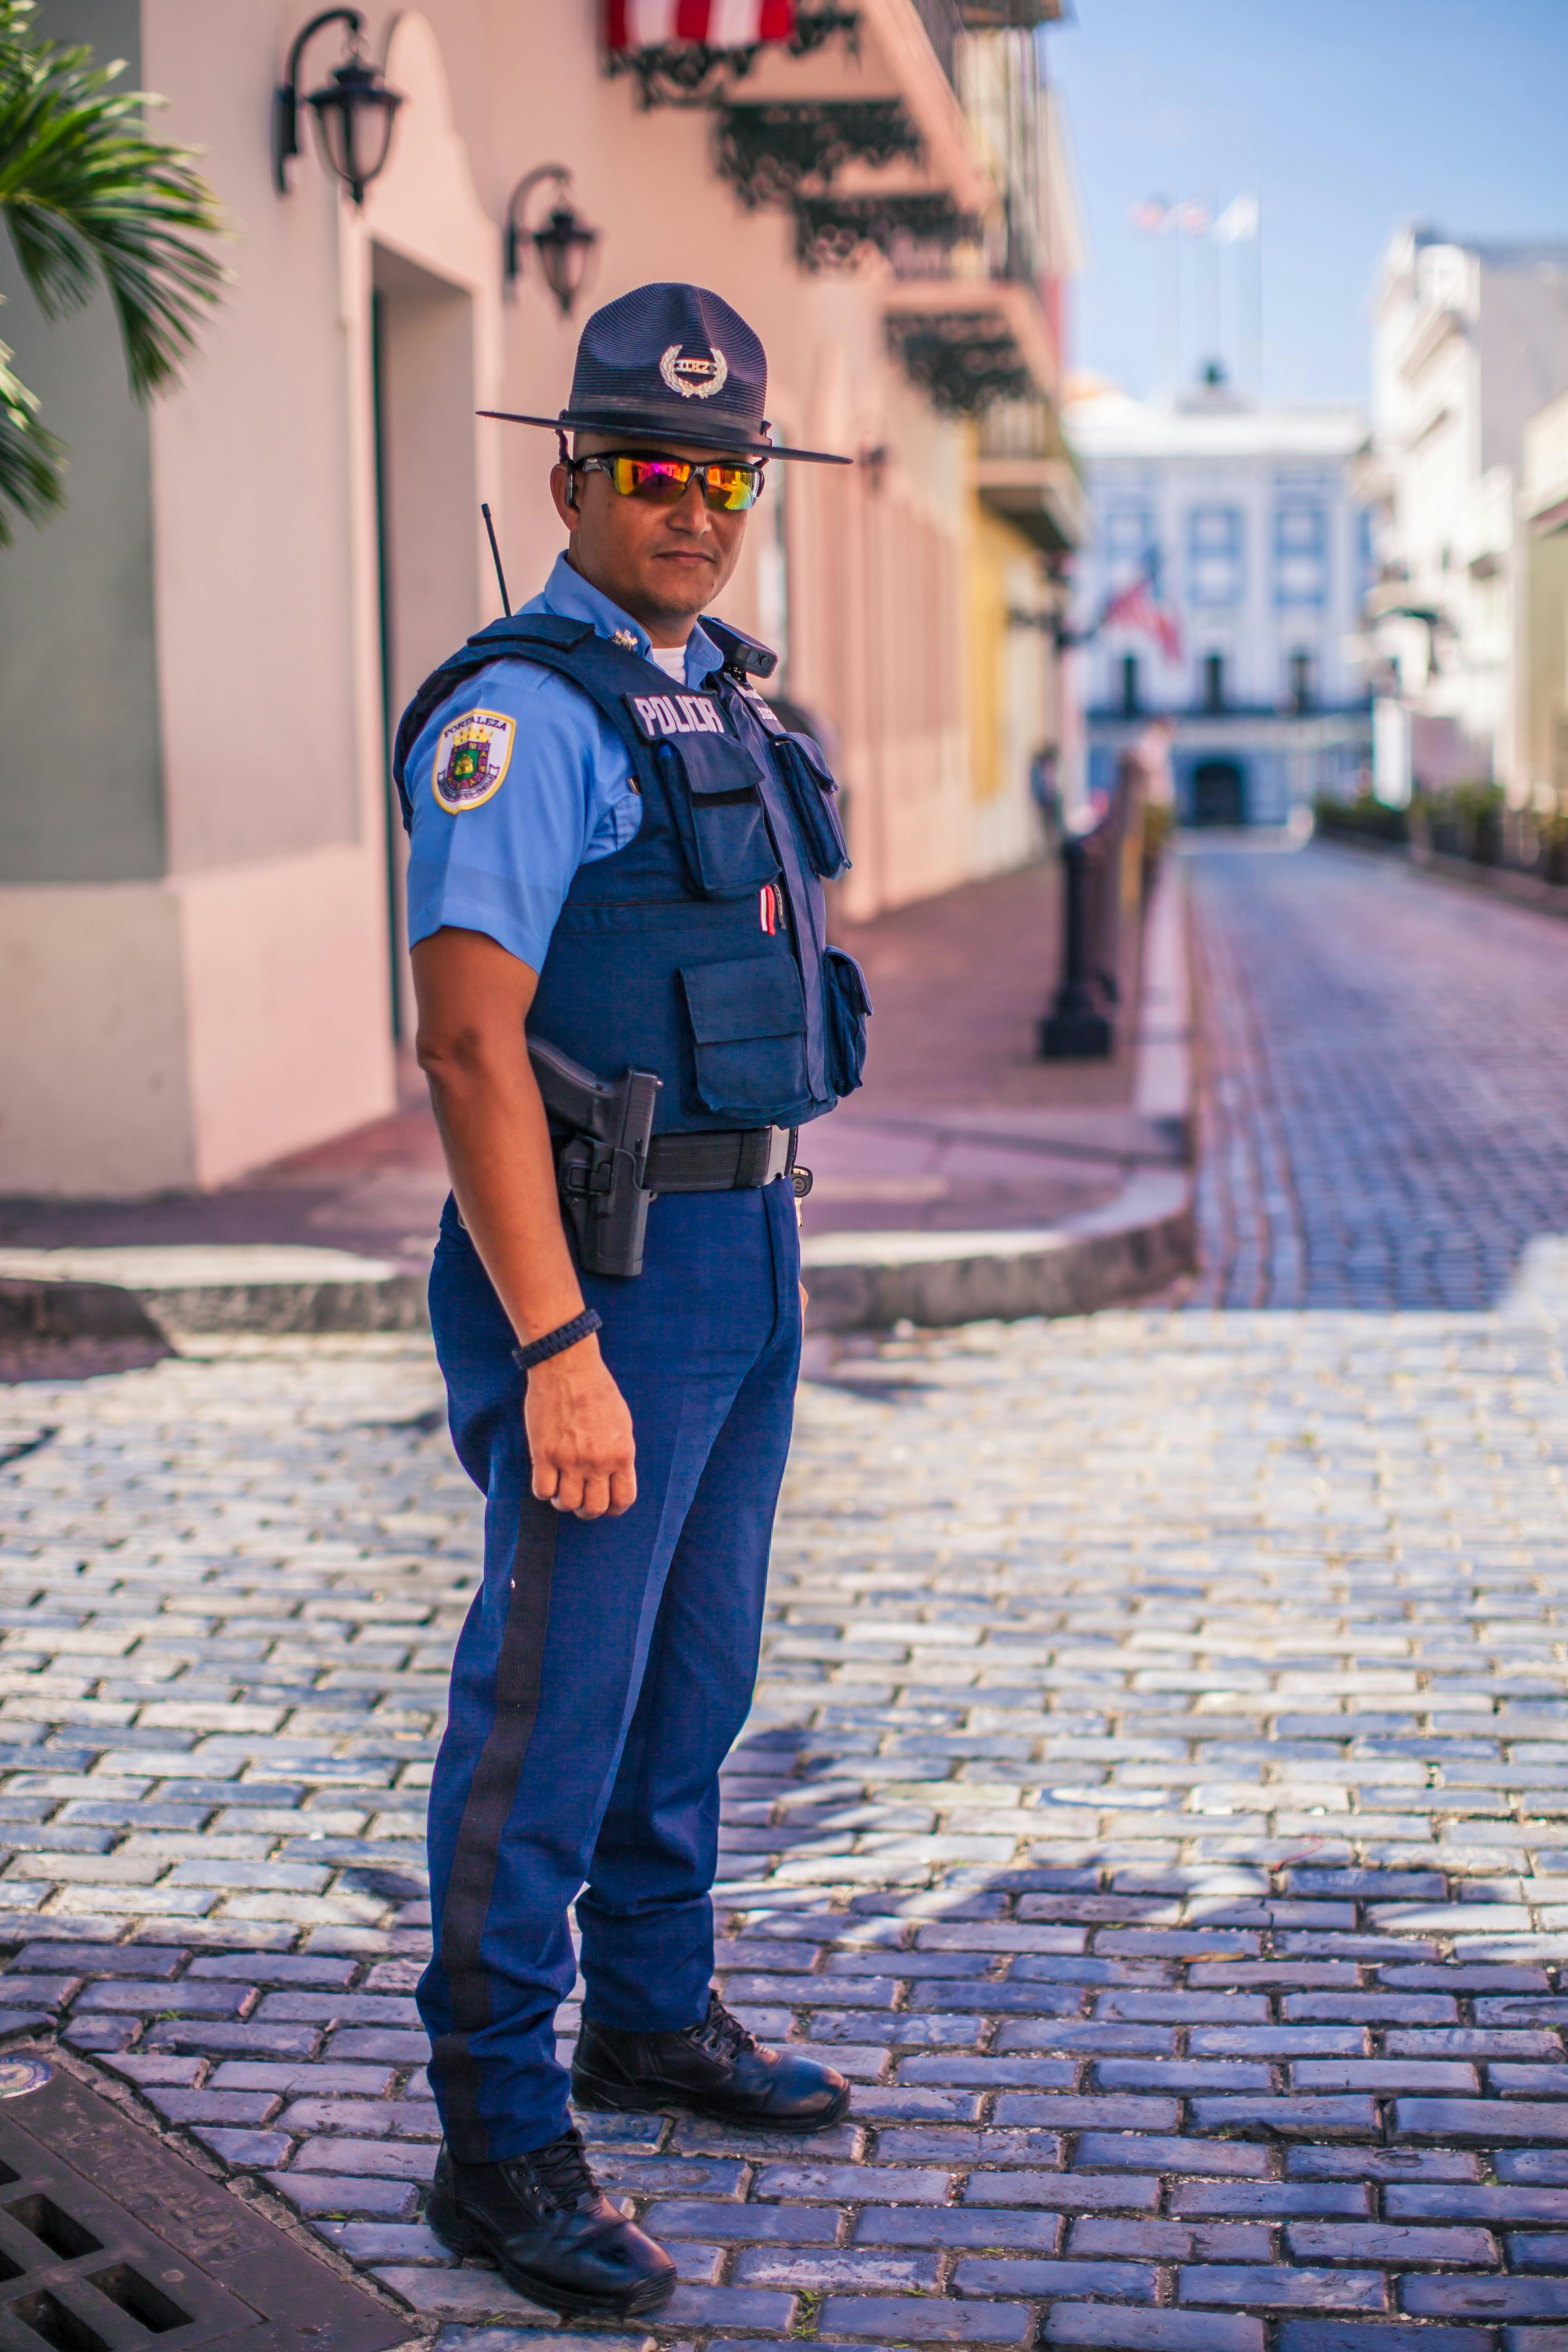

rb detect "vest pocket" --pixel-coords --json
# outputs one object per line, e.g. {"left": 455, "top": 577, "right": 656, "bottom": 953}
{"left": 664, "top": 736, "right": 780, "bottom": 899}
{"left": 773, "top": 734, "right": 852, "bottom": 880}
{"left": 823, "top": 946, "right": 872, "bottom": 1098}
{"left": 680, "top": 954, "right": 809, "bottom": 1116}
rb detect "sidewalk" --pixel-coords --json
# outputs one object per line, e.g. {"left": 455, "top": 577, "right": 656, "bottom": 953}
{"left": 0, "top": 856, "right": 1191, "bottom": 1342}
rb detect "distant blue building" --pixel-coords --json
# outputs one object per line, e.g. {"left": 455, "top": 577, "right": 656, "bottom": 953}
{"left": 1066, "top": 372, "right": 1373, "bottom": 825}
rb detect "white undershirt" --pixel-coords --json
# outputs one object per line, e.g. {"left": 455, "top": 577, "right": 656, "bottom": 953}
{"left": 647, "top": 643, "right": 688, "bottom": 681}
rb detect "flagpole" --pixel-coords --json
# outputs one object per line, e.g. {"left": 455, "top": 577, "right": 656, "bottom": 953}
{"left": 1253, "top": 195, "right": 1264, "bottom": 397}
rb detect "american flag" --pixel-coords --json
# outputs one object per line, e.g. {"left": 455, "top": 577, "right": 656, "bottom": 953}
{"left": 1100, "top": 571, "right": 1182, "bottom": 663}
{"left": 605, "top": 0, "right": 795, "bottom": 46}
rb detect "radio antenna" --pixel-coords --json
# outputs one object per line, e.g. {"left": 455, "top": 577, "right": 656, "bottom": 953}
{"left": 480, "top": 502, "right": 511, "bottom": 616}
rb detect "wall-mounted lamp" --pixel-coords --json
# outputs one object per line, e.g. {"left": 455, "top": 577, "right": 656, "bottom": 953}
{"left": 274, "top": 9, "right": 403, "bottom": 207}
{"left": 504, "top": 166, "right": 600, "bottom": 316}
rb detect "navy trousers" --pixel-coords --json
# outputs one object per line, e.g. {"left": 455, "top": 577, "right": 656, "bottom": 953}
{"left": 418, "top": 1179, "right": 801, "bottom": 2160}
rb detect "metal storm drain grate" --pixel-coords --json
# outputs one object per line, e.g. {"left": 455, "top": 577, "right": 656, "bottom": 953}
{"left": 0, "top": 2056, "right": 410, "bottom": 2352}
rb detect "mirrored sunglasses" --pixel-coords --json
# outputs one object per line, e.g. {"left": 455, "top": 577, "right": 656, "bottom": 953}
{"left": 571, "top": 450, "right": 765, "bottom": 512}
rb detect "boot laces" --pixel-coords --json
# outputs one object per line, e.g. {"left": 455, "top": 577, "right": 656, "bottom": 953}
{"left": 523, "top": 2126, "right": 599, "bottom": 2213}
{"left": 691, "top": 1995, "right": 761, "bottom": 2064}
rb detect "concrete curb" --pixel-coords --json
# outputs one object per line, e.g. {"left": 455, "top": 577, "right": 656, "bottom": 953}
{"left": 801, "top": 854, "right": 1195, "bottom": 1331}
{"left": 0, "top": 1246, "right": 427, "bottom": 1344}
{"left": 0, "top": 862, "right": 1194, "bottom": 1342}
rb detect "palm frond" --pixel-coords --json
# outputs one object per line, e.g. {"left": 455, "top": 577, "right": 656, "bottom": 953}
{"left": 0, "top": 0, "right": 226, "bottom": 403}
{"left": 0, "top": 328, "right": 65, "bottom": 547}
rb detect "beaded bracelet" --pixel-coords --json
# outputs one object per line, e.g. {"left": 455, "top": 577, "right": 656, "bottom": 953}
{"left": 511, "top": 1309, "right": 603, "bottom": 1373}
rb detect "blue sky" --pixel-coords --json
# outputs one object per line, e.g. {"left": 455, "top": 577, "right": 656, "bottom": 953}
{"left": 1047, "top": 0, "right": 1568, "bottom": 408}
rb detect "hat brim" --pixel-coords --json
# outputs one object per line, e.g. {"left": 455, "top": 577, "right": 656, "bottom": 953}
{"left": 477, "top": 408, "right": 851, "bottom": 465}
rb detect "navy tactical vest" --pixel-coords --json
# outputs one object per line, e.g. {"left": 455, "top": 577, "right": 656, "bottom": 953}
{"left": 392, "top": 612, "right": 870, "bottom": 1136}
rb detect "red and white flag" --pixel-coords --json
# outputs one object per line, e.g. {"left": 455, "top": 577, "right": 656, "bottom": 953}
{"left": 605, "top": 0, "right": 794, "bottom": 46}
{"left": 1101, "top": 572, "right": 1182, "bottom": 664}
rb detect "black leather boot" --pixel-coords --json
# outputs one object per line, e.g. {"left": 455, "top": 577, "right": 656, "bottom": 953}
{"left": 425, "top": 2127, "right": 676, "bottom": 2318}
{"left": 572, "top": 1990, "right": 851, "bottom": 2132}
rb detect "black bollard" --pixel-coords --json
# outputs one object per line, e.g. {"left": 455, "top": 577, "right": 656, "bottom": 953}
{"left": 1039, "top": 831, "right": 1115, "bottom": 1057}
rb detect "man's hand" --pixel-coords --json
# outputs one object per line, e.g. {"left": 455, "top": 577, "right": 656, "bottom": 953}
{"left": 526, "top": 1337, "right": 637, "bottom": 1519}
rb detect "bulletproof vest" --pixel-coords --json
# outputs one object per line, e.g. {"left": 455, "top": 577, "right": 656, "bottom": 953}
{"left": 392, "top": 612, "right": 870, "bottom": 1136}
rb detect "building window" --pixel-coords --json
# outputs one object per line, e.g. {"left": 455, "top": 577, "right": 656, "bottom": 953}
{"left": 1188, "top": 505, "right": 1243, "bottom": 608}
{"left": 1276, "top": 503, "right": 1328, "bottom": 606}
{"left": 1121, "top": 653, "right": 1140, "bottom": 715}
{"left": 1104, "top": 506, "right": 1154, "bottom": 581}
{"left": 1203, "top": 652, "right": 1226, "bottom": 712}
{"left": 1290, "top": 649, "right": 1314, "bottom": 711}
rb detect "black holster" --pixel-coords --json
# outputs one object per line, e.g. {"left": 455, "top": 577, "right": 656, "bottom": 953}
{"left": 529, "top": 1036, "right": 662, "bottom": 1279}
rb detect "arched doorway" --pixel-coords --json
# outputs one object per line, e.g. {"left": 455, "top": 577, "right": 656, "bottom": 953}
{"left": 1192, "top": 759, "right": 1246, "bottom": 826}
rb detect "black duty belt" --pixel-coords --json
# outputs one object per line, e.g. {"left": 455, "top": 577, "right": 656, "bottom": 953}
{"left": 646, "top": 1125, "right": 811, "bottom": 1196}
{"left": 554, "top": 1124, "right": 811, "bottom": 1196}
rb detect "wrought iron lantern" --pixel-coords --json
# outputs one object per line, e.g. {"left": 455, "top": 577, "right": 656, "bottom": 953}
{"left": 504, "top": 167, "right": 600, "bottom": 316}
{"left": 273, "top": 9, "right": 403, "bottom": 207}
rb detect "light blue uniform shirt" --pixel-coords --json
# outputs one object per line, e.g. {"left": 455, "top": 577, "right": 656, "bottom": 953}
{"left": 405, "top": 553, "right": 723, "bottom": 974}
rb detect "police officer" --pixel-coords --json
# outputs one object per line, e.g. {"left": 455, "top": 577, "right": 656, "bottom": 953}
{"left": 395, "top": 284, "right": 870, "bottom": 2322}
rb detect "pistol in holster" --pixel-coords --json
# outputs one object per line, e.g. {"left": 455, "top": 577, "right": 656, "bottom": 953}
{"left": 528, "top": 1035, "right": 662, "bottom": 1279}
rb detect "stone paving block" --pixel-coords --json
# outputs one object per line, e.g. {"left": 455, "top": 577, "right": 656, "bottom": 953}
{"left": 372, "top": 2268, "right": 559, "bottom": 2323}
{"left": 658, "top": 2286, "right": 798, "bottom": 2332}
{"left": 1044, "top": 2314, "right": 1265, "bottom": 2352}
{"left": 1275, "top": 2329, "right": 1492, "bottom": 2352}
{"left": 430, "top": 2335, "right": 661, "bottom": 2352}
{"left": 1181, "top": 2265, "right": 1389, "bottom": 2310}
{"left": 731, "top": 2248, "right": 940, "bottom": 2290}
{"left": 817, "top": 2296, "right": 1032, "bottom": 2343}
{"left": 1403, "top": 2277, "right": 1568, "bottom": 2317}
{"left": 1073, "top": 2134, "right": 1272, "bottom": 2176}
{"left": 144, "top": 2090, "right": 281, "bottom": 2127}
{"left": 1397, "top": 2101, "right": 1568, "bottom": 2144}
{"left": 266, "top": 2171, "right": 420, "bottom": 2218}
{"left": 1189, "top": 2096, "right": 1382, "bottom": 2140}
{"left": 1171, "top": 2184, "right": 1370, "bottom": 2218}
{"left": 952, "top": 2258, "right": 1156, "bottom": 2299}
{"left": 1284, "top": 2223, "right": 1499, "bottom": 2267}
{"left": 1390, "top": 2185, "right": 1568, "bottom": 2223}
{"left": 854, "top": 2207, "right": 1065, "bottom": 2250}
{"left": 1289, "top": 2149, "right": 1482, "bottom": 2183}
{"left": 75, "top": 1978, "right": 253, "bottom": 2015}
{"left": 960, "top": 2173, "right": 1160, "bottom": 2212}
{"left": 193, "top": 2127, "right": 292, "bottom": 2167}
{"left": 289, "top": 2137, "right": 438, "bottom": 2180}
{"left": 754, "top": 2162, "right": 952, "bottom": 2203}
{"left": 143, "top": 2020, "right": 321, "bottom": 2058}
{"left": 1509, "top": 2234, "right": 1568, "bottom": 2269}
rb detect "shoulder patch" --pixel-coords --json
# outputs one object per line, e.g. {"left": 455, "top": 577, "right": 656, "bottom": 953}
{"left": 433, "top": 709, "right": 515, "bottom": 813}
{"left": 624, "top": 690, "right": 727, "bottom": 742}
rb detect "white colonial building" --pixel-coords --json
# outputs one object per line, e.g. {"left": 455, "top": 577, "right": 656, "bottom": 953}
{"left": 1066, "top": 371, "right": 1372, "bottom": 825}
{"left": 1363, "top": 227, "right": 1568, "bottom": 804}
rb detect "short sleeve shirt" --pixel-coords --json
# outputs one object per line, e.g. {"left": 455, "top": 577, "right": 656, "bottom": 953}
{"left": 404, "top": 553, "right": 723, "bottom": 974}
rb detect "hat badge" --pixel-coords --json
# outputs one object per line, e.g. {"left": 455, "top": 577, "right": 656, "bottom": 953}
{"left": 660, "top": 344, "right": 729, "bottom": 401}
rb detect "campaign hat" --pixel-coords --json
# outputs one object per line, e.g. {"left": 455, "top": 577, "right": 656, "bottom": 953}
{"left": 479, "top": 281, "right": 848, "bottom": 464}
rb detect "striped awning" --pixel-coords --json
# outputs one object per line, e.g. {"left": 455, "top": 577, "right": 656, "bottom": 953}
{"left": 605, "top": 0, "right": 795, "bottom": 49}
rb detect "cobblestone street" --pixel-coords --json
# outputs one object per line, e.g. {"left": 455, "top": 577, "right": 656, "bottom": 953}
{"left": 7, "top": 840, "right": 1568, "bottom": 2349}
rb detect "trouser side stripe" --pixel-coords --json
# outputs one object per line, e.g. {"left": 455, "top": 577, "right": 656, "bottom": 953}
{"left": 432, "top": 1487, "right": 558, "bottom": 2158}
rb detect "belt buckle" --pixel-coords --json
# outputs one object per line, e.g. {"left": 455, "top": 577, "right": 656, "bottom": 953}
{"left": 762, "top": 1125, "right": 792, "bottom": 1186}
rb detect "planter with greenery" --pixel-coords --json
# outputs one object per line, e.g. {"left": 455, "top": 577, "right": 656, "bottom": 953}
{"left": 1312, "top": 791, "right": 1409, "bottom": 846}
